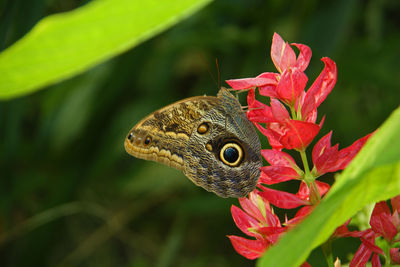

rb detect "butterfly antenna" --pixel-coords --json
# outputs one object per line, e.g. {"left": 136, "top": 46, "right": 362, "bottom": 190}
{"left": 197, "top": 53, "right": 218, "bottom": 88}
{"left": 216, "top": 58, "right": 221, "bottom": 89}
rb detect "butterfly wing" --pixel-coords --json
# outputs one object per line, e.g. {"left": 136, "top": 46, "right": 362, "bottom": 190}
{"left": 183, "top": 89, "right": 262, "bottom": 198}
{"left": 124, "top": 95, "right": 219, "bottom": 171}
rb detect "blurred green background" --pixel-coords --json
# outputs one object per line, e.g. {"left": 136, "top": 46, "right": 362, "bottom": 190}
{"left": 0, "top": 0, "right": 399, "bottom": 266}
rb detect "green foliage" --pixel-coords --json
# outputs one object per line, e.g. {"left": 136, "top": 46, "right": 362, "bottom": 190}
{"left": 0, "top": 0, "right": 212, "bottom": 99}
{"left": 258, "top": 107, "right": 400, "bottom": 267}
{"left": 0, "top": 0, "right": 399, "bottom": 266}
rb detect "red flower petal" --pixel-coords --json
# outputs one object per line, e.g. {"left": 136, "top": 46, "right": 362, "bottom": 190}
{"left": 271, "top": 33, "right": 296, "bottom": 73}
{"left": 261, "top": 205, "right": 282, "bottom": 228}
{"left": 292, "top": 43, "right": 312, "bottom": 72}
{"left": 271, "top": 32, "right": 285, "bottom": 72}
{"left": 390, "top": 248, "right": 400, "bottom": 264}
{"left": 278, "top": 120, "right": 320, "bottom": 150}
{"left": 318, "top": 116, "right": 325, "bottom": 128}
{"left": 276, "top": 68, "right": 308, "bottom": 104}
{"left": 247, "top": 88, "right": 260, "bottom": 108}
{"left": 255, "top": 123, "right": 284, "bottom": 150}
{"left": 350, "top": 243, "right": 373, "bottom": 267}
{"left": 259, "top": 186, "right": 309, "bottom": 209}
{"left": 371, "top": 254, "right": 382, "bottom": 267}
{"left": 313, "top": 132, "right": 373, "bottom": 175}
{"left": 372, "top": 201, "right": 392, "bottom": 216}
{"left": 239, "top": 191, "right": 275, "bottom": 226}
{"left": 336, "top": 228, "right": 374, "bottom": 239}
{"left": 312, "top": 131, "right": 333, "bottom": 165}
{"left": 231, "top": 205, "right": 260, "bottom": 237}
{"left": 257, "top": 226, "right": 285, "bottom": 244}
{"left": 391, "top": 195, "right": 400, "bottom": 213}
{"left": 314, "top": 143, "right": 339, "bottom": 174}
{"left": 296, "top": 205, "right": 313, "bottom": 218}
{"left": 260, "top": 166, "right": 301, "bottom": 184}
{"left": 315, "top": 181, "right": 331, "bottom": 197}
{"left": 334, "top": 132, "right": 373, "bottom": 170}
{"left": 226, "top": 76, "right": 277, "bottom": 90}
{"left": 392, "top": 210, "right": 400, "bottom": 229}
{"left": 258, "top": 72, "right": 280, "bottom": 98}
{"left": 370, "top": 202, "right": 394, "bottom": 241}
{"left": 238, "top": 196, "right": 266, "bottom": 225}
{"left": 305, "top": 107, "right": 317, "bottom": 123}
{"left": 370, "top": 212, "right": 397, "bottom": 242}
{"left": 261, "top": 149, "right": 297, "bottom": 167}
{"left": 285, "top": 206, "right": 313, "bottom": 226}
{"left": 360, "top": 238, "right": 384, "bottom": 255}
{"left": 227, "top": 235, "right": 267, "bottom": 259}
{"left": 370, "top": 201, "right": 397, "bottom": 242}
{"left": 333, "top": 219, "right": 352, "bottom": 237}
{"left": 257, "top": 226, "right": 286, "bottom": 236}
{"left": 299, "top": 90, "right": 316, "bottom": 123}
{"left": 246, "top": 89, "right": 275, "bottom": 123}
{"left": 259, "top": 84, "right": 279, "bottom": 98}
{"left": 270, "top": 98, "right": 290, "bottom": 121}
{"left": 294, "top": 181, "right": 329, "bottom": 201}
{"left": 302, "top": 57, "right": 337, "bottom": 109}
{"left": 296, "top": 181, "right": 310, "bottom": 200}
{"left": 226, "top": 72, "right": 277, "bottom": 91}
{"left": 258, "top": 72, "right": 280, "bottom": 80}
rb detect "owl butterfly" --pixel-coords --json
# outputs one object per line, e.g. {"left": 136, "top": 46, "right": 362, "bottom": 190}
{"left": 124, "top": 88, "right": 262, "bottom": 198}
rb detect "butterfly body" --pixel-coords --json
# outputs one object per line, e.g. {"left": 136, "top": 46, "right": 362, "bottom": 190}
{"left": 124, "top": 88, "right": 262, "bottom": 198}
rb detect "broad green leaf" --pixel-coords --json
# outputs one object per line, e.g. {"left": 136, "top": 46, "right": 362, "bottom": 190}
{"left": 0, "top": 0, "right": 212, "bottom": 99}
{"left": 257, "top": 106, "right": 400, "bottom": 267}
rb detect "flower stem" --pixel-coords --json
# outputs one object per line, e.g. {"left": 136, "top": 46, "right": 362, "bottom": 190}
{"left": 290, "top": 105, "right": 297, "bottom": 119}
{"left": 383, "top": 241, "right": 391, "bottom": 267}
{"left": 322, "top": 239, "right": 334, "bottom": 267}
{"left": 300, "top": 150, "right": 311, "bottom": 177}
{"left": 300, "top": 150, "right": 320, "bottom": 203}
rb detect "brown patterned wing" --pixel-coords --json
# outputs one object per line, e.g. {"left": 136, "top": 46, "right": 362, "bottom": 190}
{"left": 183, "top": 88, "right": 262, "bottom": 198}
{"left": 124, "top": 95, "right": 220, "bottom": 171}
{"left": 124, "top": 88, "right": 262, "bottom": 198}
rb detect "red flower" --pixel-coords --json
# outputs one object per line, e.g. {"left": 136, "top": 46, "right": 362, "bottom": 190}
{"left": 226, "top": 72, "right": 278, "bottom": 93}
{"left": 228, "top": 236, "right": 269, "bottom": 260}
{"left": 227, "top": 33, "right": 335, "bottom": 151}
{"left": 259, "top": 149, "right": 303, "bottom": 184}
{"left": 350, "top": 231, "right": 384, "bottom": 267}
{"left": 225, "top": 32, "right": 376, "bottom": 265}
{"left": 227, "top": 33, "right": 335, "bottom": 110}
{"left": 333, "top": 219, "right": 370, "bottom": 239}
{"left": 258, "top": 181, "right": 330, "bottom": 226}
{"left": 228, "top": 190, "right": 315, "bottom": 267}
{"left": 350, "top": 196, "right": 400, "bottom": 267}
{"left": 370, "top": 201, "right": 398, "bottom": 242}
{"left": 270, "top": 33, "right": 311, "bottom": 74}
{"left": 390, "top": 248, "right": 400, "bottom": 265}
{"left": 257, "top": 181, "right": 330, "bottom": 209}
{"left": 312, "top": 131, "right": 374, "bottom": 177}
{"left": 255, "top": 119, "right": 321, "bottom": 151}
{"left": 246, "top": 88, "right": 322, "bottom": 151}
{"left": 298, "top": 57, "right": 337, "bottom": 123}
{"left": 227, "top": 191, "right": 284, "bottom": 259}
{"left": 267, "top": 33, "right": 310, "bottom": 105}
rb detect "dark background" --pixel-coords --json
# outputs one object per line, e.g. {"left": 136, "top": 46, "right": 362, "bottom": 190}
{"left": 0, "top": 0, "right": 399, "bottom": 266}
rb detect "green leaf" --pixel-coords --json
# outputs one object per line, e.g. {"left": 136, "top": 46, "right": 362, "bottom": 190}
{"left": 0, "top": 0, "right": 212, "bottom": 99}
{"left": 257, "top": 106, "right": 400, "bottom": 267}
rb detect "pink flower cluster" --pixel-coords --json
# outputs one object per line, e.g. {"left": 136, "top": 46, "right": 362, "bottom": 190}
{"left": 224, "top": 33, "right": 394, "bottom": 266}
{"left": 347, "top": 196, "right": 400, "bottom": 266}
